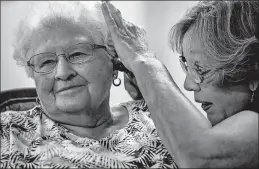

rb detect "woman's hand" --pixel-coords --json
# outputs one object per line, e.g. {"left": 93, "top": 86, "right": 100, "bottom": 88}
{"left": 101, "top": 1, "right": 155, "bottom": 72}
{"left": 124, "top": 73, "right": 143, "bottom": 100}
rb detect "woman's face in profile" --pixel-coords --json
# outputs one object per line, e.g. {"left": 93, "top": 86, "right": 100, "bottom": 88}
{"left": 29, "top": 24, "right": 114, "bottom": 118}
{"left": 181, "top": 28, "right": 251, "bottom": 126}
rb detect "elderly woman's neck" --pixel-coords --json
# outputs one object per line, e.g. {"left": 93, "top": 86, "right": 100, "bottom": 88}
{"left": 42, "top": 98, "right": 128, "bottom": 140}
{"left": 61, "top": 100, "right": 114, "bottom": 138}
{"left": 61, "top": 113, "right": 114, "bottom": 139}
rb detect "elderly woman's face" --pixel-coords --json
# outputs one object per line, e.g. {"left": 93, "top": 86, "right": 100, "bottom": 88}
{"left": 29, "top": 25, "right": 113, "bottom": 120}
{"left": 181, "top": 28, "right": 251, "bottom": 126}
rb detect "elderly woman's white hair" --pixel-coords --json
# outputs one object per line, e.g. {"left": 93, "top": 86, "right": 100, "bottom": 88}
{"left": 13, "top": 1, "right": 116, "bottom": 77}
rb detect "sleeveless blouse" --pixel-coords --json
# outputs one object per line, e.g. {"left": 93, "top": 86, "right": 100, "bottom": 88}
{"left": 1, "top": 100, "right": 178, "bottom": 168}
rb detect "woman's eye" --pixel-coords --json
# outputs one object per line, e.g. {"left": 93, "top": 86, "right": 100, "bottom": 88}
{"left": 69, "top": 52, "right": 90, "bottom": 59}
{"left": 40, "top": 60, "right": 55, "bottom": 67}
{"left": 68, "top": 52, "right": 92, "bottom": 63}
{"left": 193, "top": 61, "right": 209, "bottom": 75}
{"left": 200, "top": 70, "right": 210, "bottom": 76}
{"left": 195, "top": 68, "right": 210, "bottom": 76}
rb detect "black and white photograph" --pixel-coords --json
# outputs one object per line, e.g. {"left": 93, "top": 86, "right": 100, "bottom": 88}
{"left": 1, "top": 1, "right": 258, "bottom": 168}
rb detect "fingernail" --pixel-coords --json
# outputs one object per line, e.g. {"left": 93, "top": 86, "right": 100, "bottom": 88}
{"left": 130, "top": 92, "right": 137, "bottom": 98}
{"left": 102, "top": 1, "right": 108, "bottom": 10}
{"left": 125, "top": 73, "right": 130, "bottom": 78}
{"left": 125, "top": 72, "right": 132, "bottom": 79}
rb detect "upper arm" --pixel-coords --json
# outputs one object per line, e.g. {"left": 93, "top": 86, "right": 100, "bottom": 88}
{"left": 193, "top": 111, "right": 258, "bottom": 168}
{"left": 188, "top": 111, "right": 258, "bottom": 168}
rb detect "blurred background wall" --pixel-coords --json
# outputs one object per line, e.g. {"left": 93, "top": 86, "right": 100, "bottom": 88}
{"left": 1, "top": 1, "right": 204, "bottom": 115}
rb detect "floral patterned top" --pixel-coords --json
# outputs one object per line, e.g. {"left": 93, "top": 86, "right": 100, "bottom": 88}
{"left": 1, "top": 100, "right": 177, "bottom": 168}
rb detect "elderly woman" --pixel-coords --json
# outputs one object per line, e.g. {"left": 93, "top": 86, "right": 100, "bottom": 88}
{"left": 0, "top": 1, "right": 178, "bottom": 168}
{"left": 102, "top": 1, "right": 258, "bottom": 168}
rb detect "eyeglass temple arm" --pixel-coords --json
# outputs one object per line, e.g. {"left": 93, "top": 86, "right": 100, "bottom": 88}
{"left": 27, "top": 61, "right": 33, "bottom": 66}
{"left": 179, "top": 55, "right": 186, "bottom": 62}
{"left": 93, "top": 44, "right": 107, "bottom": 49}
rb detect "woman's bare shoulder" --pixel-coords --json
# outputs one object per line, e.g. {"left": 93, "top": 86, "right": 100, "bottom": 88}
{"left": 192, "top": 111, "right": 258, "bottom": 168}
{"left": 208, "top": 110, "right": 258, "bottom": 151}
{"left": 214, "top": 110, "right": 258, "bottom": 130}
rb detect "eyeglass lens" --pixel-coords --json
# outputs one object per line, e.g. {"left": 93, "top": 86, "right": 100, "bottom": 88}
{"left": 179, "top": 56, "right": 201, "bottom": 83}
{"left": 28, "top": 43, "right": 100, "bottom": 73}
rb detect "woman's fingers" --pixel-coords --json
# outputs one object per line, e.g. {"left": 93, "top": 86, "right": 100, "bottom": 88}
{"left": 106, "top": 3, "right": 125, "bottom": 30}
{"left": 124, "top": 73, "right": 138, "bottom": 99}
{"left": 101, "top": 1, "right": 151, "bottom": 72}
{"left": 101, "top": 2, "right": 120, "bottom": 38}
{"left": 124, "top": 73, "right": 143, "bottom": 100}
{"left": 123, "top": 19, "right": 138, "bottom": 38}
{"left": 105, "top": 2, "right": 132, "bottom": 37}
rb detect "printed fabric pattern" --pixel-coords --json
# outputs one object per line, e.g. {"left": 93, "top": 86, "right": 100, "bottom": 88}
{"left": 1, "top": 100, "right": 178, "bottom": 168}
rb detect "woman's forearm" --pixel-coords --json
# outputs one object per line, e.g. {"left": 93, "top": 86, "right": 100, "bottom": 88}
{"left": 131, "top": 56, "right": 212, "bottom": 165}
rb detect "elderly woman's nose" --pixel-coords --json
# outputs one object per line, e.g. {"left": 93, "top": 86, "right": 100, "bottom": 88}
{"left": 54, "top": 57, "right": 76, "bottom": 80}
{"left": 184, "top": 74, "right": 200, "bottom": 91}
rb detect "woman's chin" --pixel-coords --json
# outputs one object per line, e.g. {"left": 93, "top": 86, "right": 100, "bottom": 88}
{"left": 58, "top": 103, "right": 86, "bottom": 112}
{"left": 207, "top": 113, "right": 223, "bottom": 126}
{"left": 55, "top": 95, "right": 89, "bottom": 112}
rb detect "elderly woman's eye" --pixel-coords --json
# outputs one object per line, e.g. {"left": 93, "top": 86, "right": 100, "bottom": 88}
{"left": 40, "top": 60, "right": 56, "bottom": 67}
{"left": 70, "top": 52, "right": 89, "bottom": 58}
{"left": 70, "top": 52, "right": 89, "bottom": 57}
{"left": 68, "top": 52, "right": 92, "bottom": 62}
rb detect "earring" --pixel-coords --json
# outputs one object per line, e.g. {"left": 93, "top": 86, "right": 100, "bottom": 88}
{"left": 250, "top": 91, "right": 255, "bottom": 103}
{"left": 113, "top": 73, "right": 121, "bottom": 86}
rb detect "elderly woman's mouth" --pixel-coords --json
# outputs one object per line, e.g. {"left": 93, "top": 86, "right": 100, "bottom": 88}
{"left": 55, "top": 85, "right": 85, "bottom": 94}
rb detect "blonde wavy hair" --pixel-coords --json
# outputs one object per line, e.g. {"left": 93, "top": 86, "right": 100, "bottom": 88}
{"left": 12, "top": 1, "right": 116, "bottom": 77}
{"left": 170, "top": 1, "right": 259, "bottom": 87}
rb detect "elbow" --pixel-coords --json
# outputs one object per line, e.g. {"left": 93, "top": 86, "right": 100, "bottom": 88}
{"left": 183, "top": 155, "right": 210, "bottom": 168}
{"left": 177, "top": 152, "right": 211, "bottom": 168}
{"left": 176, "top": 152, "right": 209, "bottom": 168}
{"left": 177, "top": 139, "right": 212, "bottom": 168}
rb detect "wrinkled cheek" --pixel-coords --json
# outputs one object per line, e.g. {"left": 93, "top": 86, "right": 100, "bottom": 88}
{"left": 87, "top": 67, "right": 113, "bottom": 91}
{"left": 83, "top": 59, "right": 113, "bottom": 85}
{"left": 33, "top": 74, "right": 56, "bottom": 105}
{"left": 85, "top": 67, "right": 113, "bottom": 105}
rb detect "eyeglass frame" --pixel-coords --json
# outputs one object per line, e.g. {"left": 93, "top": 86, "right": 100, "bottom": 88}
{"left": 27, "top": 43, "right": 107, "bottom": 74}
{"left": 179, "top": 55, "right": 204, "bottom": 84}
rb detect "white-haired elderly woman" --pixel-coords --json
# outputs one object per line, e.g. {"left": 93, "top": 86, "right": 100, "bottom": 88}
{"left": 102, "top": 1, "right": 259, "bottom": 168}
{"left": 0, "top": 1, "right": 178, "bottom": 168}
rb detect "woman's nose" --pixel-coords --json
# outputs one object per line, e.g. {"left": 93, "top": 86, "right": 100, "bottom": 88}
{"left": 184, "top": 74, "right": 201, "bottom": 91}
{"left": 54, "top": 56, "right": 76, "bottom": 80}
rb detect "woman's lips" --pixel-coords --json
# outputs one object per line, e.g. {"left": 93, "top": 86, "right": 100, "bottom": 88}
{"left": 201, "top": 102, "right": 213, "bottom": 111}
{"left": 56, "top": 85, "right": 84, "bottom": 94}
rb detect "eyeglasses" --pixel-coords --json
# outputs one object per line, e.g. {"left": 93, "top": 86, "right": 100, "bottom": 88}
{"left": 27, "top": 43, "right": 106, "bottom": 74}
{"left": 179, "top": 55, "right": 203, "bottom": 84}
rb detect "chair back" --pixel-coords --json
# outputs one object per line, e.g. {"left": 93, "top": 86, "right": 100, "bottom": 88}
{"left": 0, "top": 88, "right": 38, "bottom": 112}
